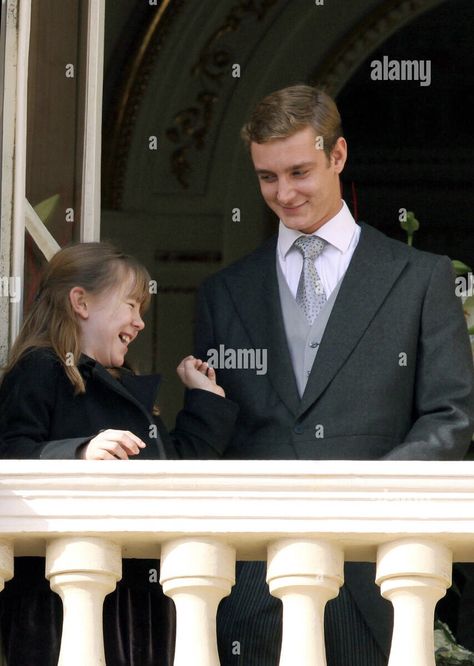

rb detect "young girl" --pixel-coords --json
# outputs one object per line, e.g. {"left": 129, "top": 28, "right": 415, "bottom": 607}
{"left": 0, "top": 242, "right": 238, "bottom": 666}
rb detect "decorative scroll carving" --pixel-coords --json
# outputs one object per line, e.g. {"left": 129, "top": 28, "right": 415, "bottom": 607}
{"left": 102, "top": 0, "right": 184, "bottom": 209}
{"left": 165, "top": 91, "right": 219, "bottom": 189}
{"left": 104, "top": 0, "right": 441, "bottom": 207}
{"left": 165, "top": 0, "right": 278, "bottom": 189}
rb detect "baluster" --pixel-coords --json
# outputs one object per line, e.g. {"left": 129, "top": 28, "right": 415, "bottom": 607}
{"left": 160, "top": 537, "right": 235, "bottom": 666}
{"left": 46, "top": 537, "right": 122, "bottom": 666}
{"left": 267, "top": 538, "right": 344, "bottom": 666}
{"left": 0, "top": 541, "right": 13, "bottom": 591}
{"left": 376, "top": 538, "right": 452, "bottom": 666}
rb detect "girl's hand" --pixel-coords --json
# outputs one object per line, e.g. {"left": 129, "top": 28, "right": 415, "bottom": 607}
{"left": 80, "top": 429, "right": 146, "bottom": 460}
{"left": 176, "top": 355, "right": 225, "bottom": 397}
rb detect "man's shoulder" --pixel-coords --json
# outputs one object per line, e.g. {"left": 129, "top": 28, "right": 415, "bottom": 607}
{"left": 359, "top": 222, "right": 448, "bottom": 269}
{"left": 200, "top": 223, "right": 449, "bottom": 295}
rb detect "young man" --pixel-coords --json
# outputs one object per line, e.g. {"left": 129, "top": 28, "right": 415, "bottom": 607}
{"left": 194, "top": 85, "right": 474, "bottom": 665}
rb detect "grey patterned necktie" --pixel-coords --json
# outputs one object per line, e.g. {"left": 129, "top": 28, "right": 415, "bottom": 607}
{"left": 294, "top": 235, "right": 327, "bottom": 324}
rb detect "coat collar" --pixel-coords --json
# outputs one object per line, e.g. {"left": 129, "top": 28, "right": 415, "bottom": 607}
{"left": 78, "top": 355, "right": 161, "bottom": 414}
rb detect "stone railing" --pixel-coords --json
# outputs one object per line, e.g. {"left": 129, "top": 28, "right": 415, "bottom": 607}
{"left": 0, "top": 460, "right": 473, "bottom": 666}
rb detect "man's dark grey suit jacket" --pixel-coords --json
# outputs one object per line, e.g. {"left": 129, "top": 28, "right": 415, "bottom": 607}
{"left": 194, "top": 222, "right": 474, "bottom": 664}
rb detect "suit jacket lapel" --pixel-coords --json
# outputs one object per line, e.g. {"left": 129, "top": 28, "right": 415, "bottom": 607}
{"left": 223, "top": 237, "right": 300, "bottom": 416}
{"left": 298, "top": 224, "right": 408, "bottom": 417}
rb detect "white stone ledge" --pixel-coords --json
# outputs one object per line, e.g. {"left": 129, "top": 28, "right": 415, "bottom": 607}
{"left": 1, "top": 460, "right": 474, "bottom": 560}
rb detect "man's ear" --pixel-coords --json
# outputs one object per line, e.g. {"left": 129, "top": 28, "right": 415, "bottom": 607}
{"left": 331, "top": 137, "right": 348, "bottom": 174}
{"left": 69, "top": 287, "right": 89, "bottom": 320}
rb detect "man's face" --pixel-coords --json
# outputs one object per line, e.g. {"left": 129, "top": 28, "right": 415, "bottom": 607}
{"left": 250, "top": 126, "right": 347, "bottom": 234}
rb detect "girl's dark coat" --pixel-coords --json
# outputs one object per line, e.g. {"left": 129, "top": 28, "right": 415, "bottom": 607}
{"left": 0, "top": 348, "right": 239, "bottom": 666}
{"left": 0, "top": 347, "right": 238, "bottom": 460}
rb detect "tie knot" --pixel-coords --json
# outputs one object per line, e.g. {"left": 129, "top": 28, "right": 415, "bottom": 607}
{"left": 294, "top": 235, "right": 326, "bottom": 260}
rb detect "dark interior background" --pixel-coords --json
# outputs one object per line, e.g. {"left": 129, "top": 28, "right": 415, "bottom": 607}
{"left": 338, "top": 0, "right": 473, "bottom": 261}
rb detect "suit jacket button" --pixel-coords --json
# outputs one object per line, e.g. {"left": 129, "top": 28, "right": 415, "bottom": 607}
{"left": 309, "top": 341, "right": 319, "bottom": 348}
{"left": 294, "top": 424, "right": 304, "bottom": 434}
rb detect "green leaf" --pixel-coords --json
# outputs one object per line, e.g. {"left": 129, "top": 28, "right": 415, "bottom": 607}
{"left": 465, "top": 300, "right": 474, "bottom": 332}
{"left": 434, "top": 619, "right": 474, "bottom": 663}
{"left": 452, "top": 260, "right": 472, "bottom": 276}
{"left": 33, "top": 194, "right": 60, "bottom": 225}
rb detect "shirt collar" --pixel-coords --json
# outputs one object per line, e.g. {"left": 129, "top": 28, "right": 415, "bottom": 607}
{"left": 278, "top": 200, "right": 358, "bottom": 260}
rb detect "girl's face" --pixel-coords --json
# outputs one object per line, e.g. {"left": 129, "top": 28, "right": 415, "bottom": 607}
{"left": 73, "top": 273, "right": 145, "bottom": 367}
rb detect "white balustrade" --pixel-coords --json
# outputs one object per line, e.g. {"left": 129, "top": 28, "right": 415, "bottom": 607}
{"left": 160, "top": 538, "right": 235, "bottom": 666}
{"left": 377, "top": 538, "right": 453, "bottom": 666}
{"left": 267, "top": 538, "right": 344, "bottom": 666}
{"left": 46, "top": 537, "right": 122, "bottom": 666}
{"left": 0, "top": 460, "right": 473, "bottom": 665}
{"left": 0, "top": 545, "right": 12, "bottom": 666}
{"left": 0, "top": 541, "right": 13, "bottom": 591}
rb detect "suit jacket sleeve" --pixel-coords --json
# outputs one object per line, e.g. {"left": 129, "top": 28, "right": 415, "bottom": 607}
{"left": 382, "top": 255, "right": 474, "bottom": 460}
{"left": 0, "top": 351, "right": 93, "bottom": 459}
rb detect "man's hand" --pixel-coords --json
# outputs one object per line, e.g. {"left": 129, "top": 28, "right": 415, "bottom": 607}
{"left": 80, "top": 429, "right": 147, "bottom": 460}
{"left": 177, "top": 355, "right": 225, "bottom": 397}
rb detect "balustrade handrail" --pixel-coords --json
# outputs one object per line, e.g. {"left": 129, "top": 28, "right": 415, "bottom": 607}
{"left": 0, "top": 459, "right": 473, "bottom": 559}
{"left": 0, "top": 459, "right": 473, "bottom": 665}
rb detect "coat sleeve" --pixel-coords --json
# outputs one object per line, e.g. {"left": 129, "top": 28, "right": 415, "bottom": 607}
{"left": 155, "top": 280, "right": 239, "bottom": 460}
{"left": 162, "top": 389, "right": 239, "bottom": 459}
{"left": 0, "top": 350, "right": 93, "bottom": 459}
{"left": 194, "top": 281, "right": 217, "bottom": 361}
{"left": 382, "top": 255, "right": 474, "bottom": 460}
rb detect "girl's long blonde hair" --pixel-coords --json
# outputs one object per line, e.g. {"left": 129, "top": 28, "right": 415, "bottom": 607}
{"left": 5, "top": 242, "right": 151, "bottom": 393}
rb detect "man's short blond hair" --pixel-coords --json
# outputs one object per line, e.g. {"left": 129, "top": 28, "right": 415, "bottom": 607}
{"left": 241, "top": 85, "right": 343, "bottom": 159}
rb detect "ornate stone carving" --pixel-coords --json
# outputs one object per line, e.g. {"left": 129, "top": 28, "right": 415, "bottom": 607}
{"left": 103, "top": 0, "right": 184, "bottom": 209}
{"left": 104, "top": 0, "right": 443, "bottom": 206}
{"left": 165, "top": 0, "right": 279, "bottom": 189}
